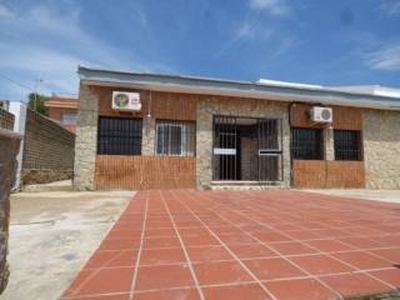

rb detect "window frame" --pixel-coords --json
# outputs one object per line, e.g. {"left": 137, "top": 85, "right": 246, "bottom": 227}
{"left": 97, "top": 116, "right": 143, "bottom": 156}
{"left": 155, "top": 120, "right": 195, "bottom": 157}
{"left": 334, "top": 129, "right": 363, "bottom": 161}
{"left": 291, "top": 127, "right": 324, "bottom": 160}
{"left": 61, "top": 113, "right": 77, "bottom": 125}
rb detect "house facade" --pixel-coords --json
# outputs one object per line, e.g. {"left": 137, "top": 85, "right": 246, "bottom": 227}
{"left": 45, "top": 96, "right": 78, "bottom": 133}
{"left": 74, "top": 66, "right": 400, "bottom": 191}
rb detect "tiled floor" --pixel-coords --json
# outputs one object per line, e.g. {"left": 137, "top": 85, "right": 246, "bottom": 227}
{"left": 62, "top": 190, "right": 400, "bottom": 300}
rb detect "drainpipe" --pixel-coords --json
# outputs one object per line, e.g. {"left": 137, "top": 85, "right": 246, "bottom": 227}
{"left": 288, "top": 102, "right": 295, "bottom": 187}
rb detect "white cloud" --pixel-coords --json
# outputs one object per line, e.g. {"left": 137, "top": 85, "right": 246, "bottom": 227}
{"left": 0, "top": 3, "right": 14, "bottom": 19}
{"left": 380, "top": 0, "right": 400, "bottom": 15}
{"left": 235, "top": 22, "right": 273, "bottom": 40}
{"left": 365, "top": 42, "right": 400, "bottom": 71}
{"left": 249, "top": 0, "right": 292, "bottom": 16}
{"left": 0, "top": 2, "right": 167, "bottom": 100}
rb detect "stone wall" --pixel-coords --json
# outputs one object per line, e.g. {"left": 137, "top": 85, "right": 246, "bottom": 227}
{"left": 22, "top": 110, "right": 75, "bottom": 184}
{"left": 74, "top": 84, "right": 99, "bottom": 190}
{"left": 0, "top": 129, "right": 22, "bottom": 294}
{"left": 363, "top": 109, "right": 400, "bottom": 189}
{"left": 0, "top": 109, "right": 14, "bottom": 131}
{"left": 196, "top": 95, "right": 290, "bottom": 189}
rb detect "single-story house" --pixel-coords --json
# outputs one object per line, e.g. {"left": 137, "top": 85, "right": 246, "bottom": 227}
{"left": 74, "top": 66, "right": 400, "bottom": 191}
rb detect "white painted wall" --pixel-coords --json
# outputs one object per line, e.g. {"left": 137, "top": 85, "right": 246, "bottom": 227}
{"left": 8, "top": 101, "right": 27, "bottom": 190}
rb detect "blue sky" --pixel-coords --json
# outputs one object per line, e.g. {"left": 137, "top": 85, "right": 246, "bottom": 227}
{"left": 1, "top": 0, "right": 400, "bottom": 101}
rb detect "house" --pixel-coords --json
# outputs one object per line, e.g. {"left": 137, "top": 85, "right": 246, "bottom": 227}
{"left": 74, "top": 66, "right": 400, "bottom": 191}
{"left": 45, "top": 96, "right": 78, "bottom": 133}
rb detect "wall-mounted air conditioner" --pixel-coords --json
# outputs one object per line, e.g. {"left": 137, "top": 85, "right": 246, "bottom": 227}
{"left": 112, "top": 91, "right": 141, "bottom": 111}
{"left": 310, "top": 106, "right": 333, "bottom": 123}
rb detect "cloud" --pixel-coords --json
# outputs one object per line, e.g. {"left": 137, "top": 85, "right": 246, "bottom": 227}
{"left": 365, "top": 42, "right": 400, "bottom": 71}
{"left": 0, "top": 3, "right": 14, "bottom": 19}
{"left": 0, "top": 1, "right": 170, "bottom": 100}
{"left": 249, "top": 0, "right": 292, "bottom": 16}
{"left": 235, "top": 22, "right": 273, "bottom": 40}
{"left": 380, "top": 0, "right": 400, "bottom": 15}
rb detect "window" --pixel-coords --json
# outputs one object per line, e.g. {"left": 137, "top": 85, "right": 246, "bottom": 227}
{"left": 97, "top": 117, "right": 142, "bottom": 155}
{"left": 61, "top": 113, "right": 77, "bottom": 125}
{"left": 334, "top": 130, "right": 362, "bottom": 161}
{"left": 292, "top": 128, "right": 324, "bottom": 160}
{"left": 155, "top": 121, "right": 195, "bottom": 156}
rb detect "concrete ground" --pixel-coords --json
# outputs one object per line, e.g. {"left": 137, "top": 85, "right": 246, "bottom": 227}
{"left": 303, "top": 189, "right": 400, "bottom": 204}
{"left": 2, "top": 190, "right": 134, "bottom": 300}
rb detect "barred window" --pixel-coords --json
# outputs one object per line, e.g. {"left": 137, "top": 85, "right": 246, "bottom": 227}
{"left": 97, "top": 117, "right": 142, "bottom": 155}
{"left": 334, "top": 130, "right": 362, "bottom": 161}
{"left": 292, "top": 128, "right": 324, "bottom": 160}
{"left": 155, "top": 121, "right": 195, "bottom": 156}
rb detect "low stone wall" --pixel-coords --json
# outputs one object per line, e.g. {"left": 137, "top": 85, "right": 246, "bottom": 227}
{"left": 0, "top": 129, "right": 22, "bottom": 294}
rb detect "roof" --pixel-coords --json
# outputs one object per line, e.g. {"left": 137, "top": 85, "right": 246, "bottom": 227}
{"left": 78, "top": 66, "right": 400, "bottom": 111}
{"left": 45, "top": 97, "right": 78, "bottom": 109}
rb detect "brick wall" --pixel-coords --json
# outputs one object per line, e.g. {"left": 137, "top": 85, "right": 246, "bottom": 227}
{"left": 22, "top": 110, "right": 75, "bottom": 184}
{"left": 0, "top": 109, "right": 14, "bottom": 131}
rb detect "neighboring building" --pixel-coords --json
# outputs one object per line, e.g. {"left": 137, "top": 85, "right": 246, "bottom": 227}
{"left": 45, "top": 96, "right": 78, "bottom": 133}
{"left": 74, "top": 66, "right": 400, "bottom": 191}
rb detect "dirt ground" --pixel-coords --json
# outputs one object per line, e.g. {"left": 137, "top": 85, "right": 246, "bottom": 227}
{"left": 2, "top": 190, "right": 134, "bottom": 300}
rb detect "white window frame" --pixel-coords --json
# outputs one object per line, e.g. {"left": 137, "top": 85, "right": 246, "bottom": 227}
{"left": 155, "top": 122, "right": 187, "bottom": 156}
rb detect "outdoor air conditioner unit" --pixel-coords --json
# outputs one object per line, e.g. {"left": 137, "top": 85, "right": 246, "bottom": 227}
{"left": 310, "top": 106, "right": 333, "bottom": 123}
{"left": 112, "top": 91, "right": 142, "bottom": 111}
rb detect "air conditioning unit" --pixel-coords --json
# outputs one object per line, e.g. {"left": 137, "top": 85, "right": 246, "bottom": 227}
{"left": 112, "top": 91, "right": 141, "bottom": 111}
{"left": 310, "top": 106, "right": 333, "bottom": 123}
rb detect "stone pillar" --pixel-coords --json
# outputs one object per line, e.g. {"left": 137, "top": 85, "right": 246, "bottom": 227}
{"left": 0, "top": 129, "right": 22, "bottom": 294}
{"left": 141, "top": 116, "right": 155, "bottom": 155}
{"left": 325, "top": 126, "right": 335, "bottom": 161}
{"left": 74, "top": 84, "right": 99, "bottom": 191}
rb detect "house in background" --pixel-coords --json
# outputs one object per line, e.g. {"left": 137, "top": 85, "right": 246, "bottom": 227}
{"left": 45, "top": 96, "right": 78, "bottom": 133}
{"left": 74, "top": 66, "right": 400, "bottom": 191}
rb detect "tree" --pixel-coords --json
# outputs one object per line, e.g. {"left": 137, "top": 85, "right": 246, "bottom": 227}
{"left": 27, "top": 93, "right": 48, "bottom": 116}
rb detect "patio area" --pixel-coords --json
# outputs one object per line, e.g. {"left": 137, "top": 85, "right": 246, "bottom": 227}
{"left": 62, "top": 189, "right": 400, "bottom": 300}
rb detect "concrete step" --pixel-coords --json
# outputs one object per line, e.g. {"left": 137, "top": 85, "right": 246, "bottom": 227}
{"left": 210, "top": 181, "right": 285, "bottom": 190}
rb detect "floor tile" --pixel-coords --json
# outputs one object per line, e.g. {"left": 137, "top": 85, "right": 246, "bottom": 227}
{"left": 320, "top": 273, "right": 391, "bottom": 298}
{"left": 289, "top": 254, "right": 355, "bottom": 275}
{"left": 265, "top": 278, "right": 337, "bottom": 300}
{"left": 370, "top": 248, "right": 400, "bottom": 263}
{"left": 368, "top": 268, "right": 400, "bottom": 287}
{"left": 244, "top": 258, "right": 306, "bottom": 280}
{"left": 305, "top": 239, "right": 354, "bottom": 253}
{"left": 143, "top": 237, "right": 181, "bottom": 249}
{"left": 203, "top": 283, "right": 272, "bottom": 300}
{"left": 228, "top": 244, "right": 276, "bottom": 259}
{"left": 268, "top": 242, "right": 317, "bottom": 256}
{"left": 134, "top": 288, "right": 201, "bottom": 300}
{"left": 99, "top": 238, "right": 141, "bottom": 251}
{"left": 193, "top": 261, "right": 252, "bottom": 285}
{"left": 78, "top": 267, "right": 134, "bottom": 295}
{"left": 182, "top": 234, "right": 220, "bottom": 247}
{"left": 187, "top": 245, "right": 234, "bottom": 262}
{"left": 333, "top": 251, "right": 392, "bottom": 270}
{"left": 140, "top": 247, "right": 186, "bottom": 265}
{"left": 135, "top": 264, "right": 195, "bottom": 291}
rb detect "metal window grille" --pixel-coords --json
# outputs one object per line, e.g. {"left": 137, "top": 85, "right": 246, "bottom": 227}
{"left": 334, "top": 130, "right": 362, "bottom": 161}
{"left": 292, "top": 127, "right": 324, "bottom": 160}
{"left": 155, "top": 120, "right": 196, "bottom": 156}
{"left": 97, "top": 117, "right": 142, "bottom": 155}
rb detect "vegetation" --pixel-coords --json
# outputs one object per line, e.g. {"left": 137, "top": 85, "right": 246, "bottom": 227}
{"left": 27, "top": 93, "right": 48, "bottom": 116}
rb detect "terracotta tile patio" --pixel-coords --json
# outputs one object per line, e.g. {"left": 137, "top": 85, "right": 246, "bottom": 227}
{"left": 62, "top": 189, "right": 400, "bottom": 300}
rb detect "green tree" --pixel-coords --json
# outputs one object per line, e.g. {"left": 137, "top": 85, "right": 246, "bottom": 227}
{"left": 28, "top": 93, "right": 48, "bottom": 116}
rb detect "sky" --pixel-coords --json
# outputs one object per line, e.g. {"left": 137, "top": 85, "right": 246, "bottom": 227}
{"left": 0, "top": 0, "right": 400, "bottom": 102}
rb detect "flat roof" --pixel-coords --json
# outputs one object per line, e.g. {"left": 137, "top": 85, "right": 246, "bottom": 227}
{"left": 45, "top": 97, "right": 78, "bottom": 109}
{"left": 78, "top": 66, "right": 400, "bottom": 111}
